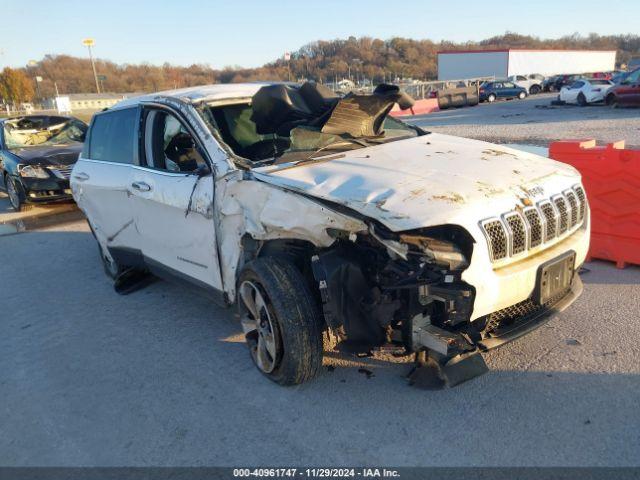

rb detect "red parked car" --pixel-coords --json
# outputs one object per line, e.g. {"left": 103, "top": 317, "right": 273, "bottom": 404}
{"left": 606, "top": 68, "right": 640, "bottom": 107}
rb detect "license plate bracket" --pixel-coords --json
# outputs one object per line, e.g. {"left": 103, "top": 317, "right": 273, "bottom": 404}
{"left": 534, "top": 251, "right": 576, "bottom": 305}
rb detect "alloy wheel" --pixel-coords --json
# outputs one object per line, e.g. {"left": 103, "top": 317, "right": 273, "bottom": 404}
{"left": 6, "top": 177, "right": 20, "bottom": 210}
{"left": 239, "top": 280, "right": 279, "bottom": 373}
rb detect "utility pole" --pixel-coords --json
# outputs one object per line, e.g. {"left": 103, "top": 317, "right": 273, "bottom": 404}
{"left": 82, "top": 38, "right": 100, "bottom": 93}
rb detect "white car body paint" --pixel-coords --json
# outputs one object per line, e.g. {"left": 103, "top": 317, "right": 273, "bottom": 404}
{"left": 72, "top": 83, "right": 589, "bottom": 323}
{"left": 508, "top": 75, "right": 542, "bottom": 93}
{"left": 559, "top": 78, "right": 614, "bottom": 104}
{"left": 254, "top": 134, "right": 589, "bottom": 319}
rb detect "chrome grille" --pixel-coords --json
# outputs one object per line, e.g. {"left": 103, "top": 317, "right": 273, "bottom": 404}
{"left": 480, "top": 184, "right": 586, "bottom": 263}
{"left": 553, "top": 195, "right": 569, "bottom": 234}
{"left": 573, "top": 185, "right": 586, "bottom": 222}
{"left": 523, "top": 207, "right": 543, "bottom": 248}
{"left": 504, "top": 212, "right": 526, "bottom": 255}
{"left": 482, "top": 219, "right": 508, "bottom": 261}
{"left": 564, "top": 190, "right": 578, "bottom": 227}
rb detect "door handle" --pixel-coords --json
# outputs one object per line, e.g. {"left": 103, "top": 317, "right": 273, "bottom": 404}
{"left": 73, "top": 172, "right": 90, "bottom": 181}
{"left": 131, "top": 181, "right": 151, "bottom": 192}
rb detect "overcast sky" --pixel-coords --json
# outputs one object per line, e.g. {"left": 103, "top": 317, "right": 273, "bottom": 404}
{"left": 2, "top": 0, "right": 637, "bottom": 69}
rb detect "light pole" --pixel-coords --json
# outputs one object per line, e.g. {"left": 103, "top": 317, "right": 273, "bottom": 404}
{"left": 27, "top": 60, "right": 42, "bottom": 101}
{"left": 82, "top": 38, "right": 100, "bottom": 94}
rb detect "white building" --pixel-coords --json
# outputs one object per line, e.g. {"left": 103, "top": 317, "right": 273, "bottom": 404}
{"left": 43, "top": 92, "right": 142, "bottom": 113}
{"left": 437, "top": 49, "right": 617, "bottom": 81}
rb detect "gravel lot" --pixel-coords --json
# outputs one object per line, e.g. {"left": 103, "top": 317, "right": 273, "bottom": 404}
{"left": 1, "top": 220, "right": 639, "bottom": 467}
{"left": 410, "top": 94, "right": 640, "bottom": 147}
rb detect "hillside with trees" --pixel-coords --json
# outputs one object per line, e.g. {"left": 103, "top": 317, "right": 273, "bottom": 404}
{"left": 2, "top": 32, "right": 639, "bottom": 104}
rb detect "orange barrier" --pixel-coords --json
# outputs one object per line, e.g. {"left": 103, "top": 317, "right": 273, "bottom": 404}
{"left": 390, "top": 98, "right": 439, "bottom": 117}
{"left": 549, "top": 139, "right": 640, "bottom": 268}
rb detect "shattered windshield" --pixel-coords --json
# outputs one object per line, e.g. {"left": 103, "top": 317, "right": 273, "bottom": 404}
{"left": 200, "top": 82, "right": 423, "bottom": 169}
{"left": 3, "top": 116, "right": 87, "bottom": 150}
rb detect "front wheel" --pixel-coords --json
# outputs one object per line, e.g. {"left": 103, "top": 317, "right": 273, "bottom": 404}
{"left": 518, "top": 91, "right": 526, "bottom": 99}
{"left": 529, "top": 85, "right": 541, "bottom": 95}
{"left": 606, "top": 94, "right": 618, "bottom": 108}
{"left": 5, "top": 175, "right": 25, "bottom": 212}
{"left": 238, "top": 257, "right": 323, "bottom": 385}
{"left": 577, "top": 93, "right": 587, "bottom": 106}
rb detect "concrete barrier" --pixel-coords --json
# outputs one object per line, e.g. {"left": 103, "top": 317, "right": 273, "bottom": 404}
{"left": 437, "top": 86, "right": 479, "bottom": 109}
{"left": 389, "top": 98, "right": 440, "bottom": 117}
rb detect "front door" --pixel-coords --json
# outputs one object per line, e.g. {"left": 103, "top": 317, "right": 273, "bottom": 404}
{"left": 129, "top": 106, "right": 223, "bottom": 294}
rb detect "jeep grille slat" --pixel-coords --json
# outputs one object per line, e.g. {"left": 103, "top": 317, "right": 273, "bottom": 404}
{"left": 564, "top": 190, "right": 579, "bottom": 227}
{"left": 539, "top": 201, "right": 558, "bottom": 241}
{"left": 504, "top": 213, "right": 527, "bottom": 255}
{"left": 523, "top": 208, "right": 543, "bottom": 248}
{"left": 482, "top": 219, "right": 508, "bottom": 261}
{"left": 573, "top": 185, "right": 586, "bottom": 222}
{"left": 554, "top": 196, "right": 569, "bottom": 234}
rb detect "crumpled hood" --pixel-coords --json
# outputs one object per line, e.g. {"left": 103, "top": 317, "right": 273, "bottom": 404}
{"left": 11, "top": 144, "right": 82, "bottom": 166}
{"left": 254, "top": 133, "right": 581, "bottom": 233}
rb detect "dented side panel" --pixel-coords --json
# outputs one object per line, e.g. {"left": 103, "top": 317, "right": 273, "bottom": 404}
{"left": 215, "top": 172, "right": 367, "bottom": 300}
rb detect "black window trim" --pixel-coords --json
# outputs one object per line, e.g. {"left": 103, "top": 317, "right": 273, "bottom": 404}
{"left": 137, "top": 102, "right": 213, "bottom": 175}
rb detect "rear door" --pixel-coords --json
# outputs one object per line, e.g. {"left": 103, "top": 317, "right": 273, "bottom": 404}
{"left": 129, "top": 105, "right": 223, "bottom": 294}
{"left": 72, "top": 107, "right": 142, "bottom": 263}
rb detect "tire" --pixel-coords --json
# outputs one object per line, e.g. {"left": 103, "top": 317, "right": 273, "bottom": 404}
{"left": 5, "top": 174, "right": 26, "bottom": 212}
{"left": 529, "top": 85, "right": 541, "bottom": 95}
{"left": 606, "top": 94, "right": 618, "bottom": 108}
{"left": 577, "top": 93, "right": 587, "bottom": 107}
{"left": 237, "top": 257, "right": 323, "bottom": 386}
{"left": 518, "top": 91, "right": 526, "bottom": 100}
{"left": 487, "top": 94, "right": 496, "bottom": 103}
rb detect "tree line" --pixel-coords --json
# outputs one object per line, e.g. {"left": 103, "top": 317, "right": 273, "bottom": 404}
{"left": 2, "top": 32, "right": 639, "bottom": 105}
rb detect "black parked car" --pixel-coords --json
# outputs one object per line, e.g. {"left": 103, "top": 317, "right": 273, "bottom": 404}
{"left": 544, "top": 74, "right": 580, "bottom": 92}
{"left": 0, "top": 115, "right": 87, "bottom": 211}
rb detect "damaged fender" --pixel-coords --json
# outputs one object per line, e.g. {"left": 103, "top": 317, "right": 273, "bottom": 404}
{"left": 215, "top": 171, "right": 367, "bottom": 300}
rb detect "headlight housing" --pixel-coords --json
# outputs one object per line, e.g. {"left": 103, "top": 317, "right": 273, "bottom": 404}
{"left": 18, "top": 164, "right": 49, "bottom": 179}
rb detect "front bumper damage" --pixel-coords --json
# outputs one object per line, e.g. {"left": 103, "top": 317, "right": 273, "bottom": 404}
{"left": 309, "top": 221, "right": 585, "bottom": 389}
{"left": 409, "top": 275, "right": 583, "bottom": 387}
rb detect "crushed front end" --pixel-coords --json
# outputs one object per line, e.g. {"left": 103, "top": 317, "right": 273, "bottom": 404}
{"left": 309, "top": 193, "right": 589, "bottom": 387}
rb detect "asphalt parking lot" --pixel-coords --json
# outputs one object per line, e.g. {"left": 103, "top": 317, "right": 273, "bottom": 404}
{"left": 1, "top": 101, "right": 640, "bottom": 467}
{"left": 412, "top": 93, "right": 640, "bottom": 147}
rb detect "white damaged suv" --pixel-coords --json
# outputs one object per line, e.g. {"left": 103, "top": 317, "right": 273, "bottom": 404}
{"left": 72, "top": 82, "right": 589, "bottom": 387}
